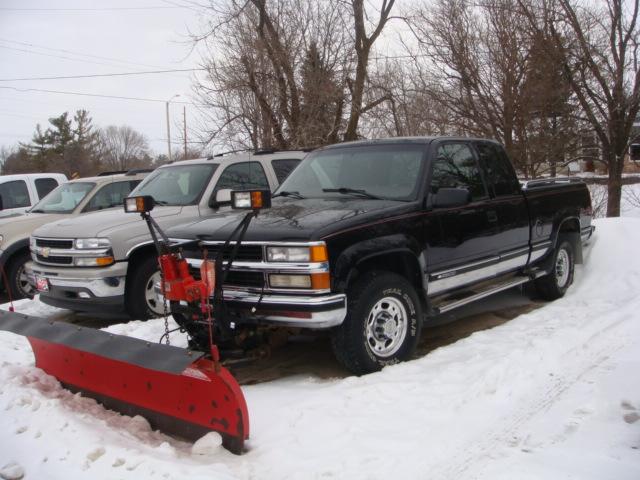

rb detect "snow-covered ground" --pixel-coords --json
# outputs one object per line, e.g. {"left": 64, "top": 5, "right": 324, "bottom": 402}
{"left": 1, "top": 220, "right": 640, "bottom": 479}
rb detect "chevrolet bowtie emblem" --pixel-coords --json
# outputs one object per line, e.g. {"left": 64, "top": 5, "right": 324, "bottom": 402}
{"left": 41, "top": 247, "right": 50, "bottom": 258}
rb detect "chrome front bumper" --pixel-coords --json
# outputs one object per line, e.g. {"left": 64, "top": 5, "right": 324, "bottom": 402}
{"left": 26, "top": 261, "right": 128, "bottom": 298}
{"left": 222, "top": 289, "right": 347, "bottom": 329}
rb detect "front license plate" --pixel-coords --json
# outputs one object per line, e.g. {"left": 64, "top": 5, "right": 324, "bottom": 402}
{"left": 35, "top": 276, "right": 49, "bottom": 292}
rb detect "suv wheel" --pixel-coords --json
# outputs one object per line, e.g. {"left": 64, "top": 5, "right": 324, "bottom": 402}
{"left": 331, "top": 271, "right": 422, "bottom": 375}
{"left": 7, "top": 252, "right": 34, "bottom": 300}
{"left": 126, "top": 255, "right": 165, "bottom": 319}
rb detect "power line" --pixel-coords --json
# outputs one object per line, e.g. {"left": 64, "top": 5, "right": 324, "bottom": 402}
{"left": 0, "top": 85, "right": 201, "bottom": 106}
{"left": 0, "top": 45, "right": 137, "bottom": 68}
{"left": 0, "top": 68, "right": 206, "bottom": 82}
{"left": 0, "top": 6, "right": 185, "bottom": 12}
{"left": 0, "top": 38, "right": 167, "bottom": 70}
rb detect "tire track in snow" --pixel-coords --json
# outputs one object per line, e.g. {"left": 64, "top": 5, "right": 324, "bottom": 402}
{"left": 430, "top": 305, "right": 633, "bottom": 480}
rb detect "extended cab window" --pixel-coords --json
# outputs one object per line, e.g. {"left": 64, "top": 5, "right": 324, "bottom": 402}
{"left": 34, "top": 178, "right": 60, "bottom": 199}
{"left": 474, "top": 142, "right": 521, "bottom": 196}
{"left": 84, "top": 180, "right": 141, "bottom": 212}
{"left": 131, "top": 164, "right": 216, "bottom": 206}
{"left": 215, "top": 162, "right": 269, "bottom": 191}
{"left": 0, "top": 180, "right": 30, "bottom": 208}
{"left": 431, "top": 143, "right": 487, "bottom": 201}
{"left": 271, "top": 158, "right": 301, "bottom": 184}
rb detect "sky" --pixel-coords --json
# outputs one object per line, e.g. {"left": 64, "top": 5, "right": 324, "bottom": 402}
{"left": 0, "top": 0, "right": 412, "bottom": 158}
{"left": 0, "top": 0, "right": 204, "bottom": 157}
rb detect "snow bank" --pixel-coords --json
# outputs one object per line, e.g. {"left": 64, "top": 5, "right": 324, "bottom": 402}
{"left": 1, "top": 218, "right": 639, "bottom": 480}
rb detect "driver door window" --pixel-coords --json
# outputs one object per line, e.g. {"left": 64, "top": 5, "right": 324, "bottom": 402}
{"left": 84, "top": 180, "right": 140, "bottom": 212}
{"left": 431, "top": 143, "right": 487, "bottom": 201}
{"left": 215, "top": 162, "right": 269, "bottom": 192}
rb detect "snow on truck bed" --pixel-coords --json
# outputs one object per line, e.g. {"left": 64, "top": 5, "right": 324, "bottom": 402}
{"left": 1, "top": 218, "right": 639, "bottom": 480}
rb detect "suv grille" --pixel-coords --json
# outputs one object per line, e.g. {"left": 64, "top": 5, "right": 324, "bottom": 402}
{"left": 185, "top": 244, "right": 264, "bottom": 262}
{"left": 36, "top": 254, "right": 73, "bottom": 265}
{"left": 35, "top": 238, "right": 73, "bottom": 249}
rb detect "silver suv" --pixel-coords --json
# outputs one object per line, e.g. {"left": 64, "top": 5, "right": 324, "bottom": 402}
{"left": 27, "top": 151, "right": 306, "bottom": 319}
{"left": 0, "top": 171, "right": 149, "bottom": 299}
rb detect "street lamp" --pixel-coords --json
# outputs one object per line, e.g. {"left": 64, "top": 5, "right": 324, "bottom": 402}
{"left": 166, "top": 94, "right": 180, "bottom": 161}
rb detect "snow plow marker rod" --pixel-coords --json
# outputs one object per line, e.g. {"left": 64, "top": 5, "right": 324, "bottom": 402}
{"left": 0, "top": 310, "right": 249, "bottom": 454}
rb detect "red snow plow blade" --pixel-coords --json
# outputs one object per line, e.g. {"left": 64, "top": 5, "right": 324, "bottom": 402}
{"left": 0, "top": 310, "right": 249, "bottom": 454}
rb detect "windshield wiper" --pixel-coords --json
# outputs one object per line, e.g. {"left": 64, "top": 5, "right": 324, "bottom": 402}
{"left": 272, "top": 190, "right": 306, "bottom": 199}
{"left": 322, "top": 188, "right": 382, "bottom": 200}
{"left": 29, "top": 209, "right": 45, "bottom": 213}
{"left": 153, "top": 200, "right": 171, "bottom": 206}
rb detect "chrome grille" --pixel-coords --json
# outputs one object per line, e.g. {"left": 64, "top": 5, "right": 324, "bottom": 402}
{"left": 35, "top": 238, "right": 73, "bottom": 249}
{"left": 36, "top": 254, "right": 73, "bottom": 265}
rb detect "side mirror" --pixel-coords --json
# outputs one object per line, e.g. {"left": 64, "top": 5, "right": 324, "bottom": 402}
{"left": 231, "top": 190, "right": 272, "bottom": 210}
{"left": 0, "top": 195, "right": 3, "bottom": 211}
{"left": 209, "top": 188, "right": 232, "bottom": 208}
{"left": 124, "top": 195, "right": 155, "bottom": 213}
{"left": 433, "top": 187, "right": 471, "bottom": 208}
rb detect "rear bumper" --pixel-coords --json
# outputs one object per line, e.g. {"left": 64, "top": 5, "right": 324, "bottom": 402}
{"left": 26, "top": 261, "right": 128, "bottom": 313}
{"left": 222, "top": 290, "right": 347, "bottom": 329}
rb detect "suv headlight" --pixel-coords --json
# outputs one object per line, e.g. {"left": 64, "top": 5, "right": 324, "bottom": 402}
{"left": 0, "top": 234, "right": 4, "bottom": 246}
{"left": 74, "top": 238, "right": 111, "bottom": 249}
{"left": 29, "top": 236, "right": 36, "bottom": 250}
{"left": 74, "top": 256, "right": 115, "bottom": 267}
{"left": 266, "top": 244, "right": 328, "bottom": 263}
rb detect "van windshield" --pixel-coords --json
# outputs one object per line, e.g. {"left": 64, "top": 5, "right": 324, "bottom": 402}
{"left": 276, "top": 144, "right": 426, "bottom": 201}
{"left": 130, "top": 164, "right": 217, "bottom": 206}
{"left": 30, "top": 182, "right": 96, "bottom": 214}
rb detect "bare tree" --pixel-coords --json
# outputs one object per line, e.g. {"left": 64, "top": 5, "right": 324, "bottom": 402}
{"left": 519, "top": 0, "right": 640, "bottom": 216}
{"left": 98, "top": 126, "right": 151, "bottom": 171}
{"left": 343, "top": 0, "right": 396, "bottom": 141}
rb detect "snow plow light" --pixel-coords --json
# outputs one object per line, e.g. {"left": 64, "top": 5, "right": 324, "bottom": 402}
{"left": 231, "top": 190, "right": 271, "bottom": 210}
{"left": 124, "top": 195, "right": 155, "bottom": 213}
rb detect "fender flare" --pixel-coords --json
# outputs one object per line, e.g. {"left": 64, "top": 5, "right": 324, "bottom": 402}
{"left": 332, "top": 234, "right": 425, "bottom": 294}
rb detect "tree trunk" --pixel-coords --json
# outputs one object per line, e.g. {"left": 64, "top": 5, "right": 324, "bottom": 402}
{"left": 605, "top": 152, "right": 623, "bottom": 217}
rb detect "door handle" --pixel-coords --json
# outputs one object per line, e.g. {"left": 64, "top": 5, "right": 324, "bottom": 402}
{"left": 487, "top": 210, "right": 498, "bottom": 223}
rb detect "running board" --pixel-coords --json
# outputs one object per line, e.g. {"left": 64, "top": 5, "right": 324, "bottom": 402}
{"left": 433, "top": 272, "right": 545, "bottom": 315}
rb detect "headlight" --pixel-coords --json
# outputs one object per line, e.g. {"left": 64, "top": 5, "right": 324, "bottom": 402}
{"left": 74, "top": 256, "right": 114, "bottom": 267}
{"left": 74, "top": 238, "right": 111, "bottom": 249}
{"left": 266, "top": 244, "right": 328, "bottom": 263}
{"left": 269, "top": 272, "right": 330, "bottom": 290}
{"left": 0, "top": 234, "right": 4, "bottom": 246}
{"left": 29, "top": 236, "right": 35, "bottom": 250}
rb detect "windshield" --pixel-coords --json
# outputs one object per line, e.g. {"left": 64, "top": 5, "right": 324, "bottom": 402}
{"left": 276, "top": 144, "right": 426, "bottom": 201}
{"left": 30, "top": 182, "right": 96, "bottom": 214}
{"left": 130, "top": 164, "right": 217, "bottom": 206}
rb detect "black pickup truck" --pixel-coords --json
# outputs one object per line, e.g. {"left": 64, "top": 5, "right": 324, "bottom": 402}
{"left": 167, "top": 137, "right": 594, "bottom": 374}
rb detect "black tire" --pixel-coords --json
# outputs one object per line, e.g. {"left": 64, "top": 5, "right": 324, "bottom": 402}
{"left": 6, "top": 252, "right": 34, "bottom": 300}
{"left": 331, "top": 271, "right": 423, "bottom": 375}
{"left": 535, "top": 239, "right": 574, "bottom": 300}
{"left": 125, "top": 255, "right": 164, "bottom": 320}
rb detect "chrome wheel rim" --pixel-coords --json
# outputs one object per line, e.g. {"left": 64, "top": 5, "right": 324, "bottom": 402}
{"left": 555, "top": 249, "right": 570, "bottom": 288}
{"left": 17, "top": 264, "right": 34, "bottom": 297}
{"left": 145, "top": 270, "right": 165, "bottom": 315}
{"left": 365, "top": 296, "right": 408, "bottom": 358}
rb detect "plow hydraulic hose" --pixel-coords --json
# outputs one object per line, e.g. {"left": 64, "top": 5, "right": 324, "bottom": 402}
{"left": 0, "top": 309, "right": 249, "bottom": 454}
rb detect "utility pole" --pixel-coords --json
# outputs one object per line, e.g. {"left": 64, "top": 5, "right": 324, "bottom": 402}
{"left": 183, "top": 106, "right": 187, "bottom": 159}
{"left": 165, "top": 94, "right": 180, "bottom": 162}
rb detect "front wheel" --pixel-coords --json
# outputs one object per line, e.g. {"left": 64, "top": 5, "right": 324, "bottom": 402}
{"left": 331, "top": 271, "right": 422, "bottom": 375}
{"left": 7, "top": 252, "right": 34, "bottom": 300}
{"left": 125, "top": 255, "right": 164, "bottom": 319}
{"left": 535, "top": 239, "right": 575, "bottom": 300}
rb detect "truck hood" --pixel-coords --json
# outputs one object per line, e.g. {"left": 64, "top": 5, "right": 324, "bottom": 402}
{"left": 0, "top": 212, "right": 68, "bottom": 242}
{"left": 167, "top": 198, "right": 417, "bottom": 242}
{"left": 32, "top": 206, "right": 184, "bottom": 239}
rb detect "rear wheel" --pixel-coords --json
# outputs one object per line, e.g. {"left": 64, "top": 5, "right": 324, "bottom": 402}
{"left": 535, "top": 239, "right": 574, "bottom": 300}
{"left": 6, "top": 252, "right": 34, "bottom": 300}
{"left": 125, "top": 255, "right": 164, "bottom": 319}
{"left": 331, "top": 271, "right": 422, "bottom": 375}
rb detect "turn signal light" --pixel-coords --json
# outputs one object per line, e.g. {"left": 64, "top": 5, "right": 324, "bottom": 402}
{"left": 311, "top": 272, "right": 330, "bottom": 290}
{"left": 310, "top": 245, "right": 328, "bottom": 262}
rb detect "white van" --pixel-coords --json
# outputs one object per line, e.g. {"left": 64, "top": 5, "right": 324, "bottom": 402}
{"left": 0, "top": 173, "right": 68, "bottom": 218}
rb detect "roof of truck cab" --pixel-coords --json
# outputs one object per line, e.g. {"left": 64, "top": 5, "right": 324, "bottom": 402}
{"left": 320, "top": 136, "right": 502, "bottom": 149}
{"left": 0, "top": 172, "right": 67, "bottom": 183}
